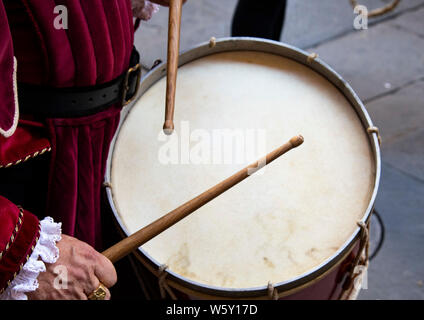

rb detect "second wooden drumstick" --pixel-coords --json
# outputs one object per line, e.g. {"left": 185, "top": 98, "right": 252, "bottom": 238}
{"left": 163, "top": 0, "right": 183, "bottom": 135}
{"left": 103, "top": 135, "right": 304, "bottom": 263}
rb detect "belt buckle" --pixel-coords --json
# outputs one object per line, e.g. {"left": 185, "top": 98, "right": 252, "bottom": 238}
{"left": 122, "top": 63, "right": 142, "bottom": 106}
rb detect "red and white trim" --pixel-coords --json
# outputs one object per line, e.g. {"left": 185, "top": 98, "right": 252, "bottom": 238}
{"left": 0, "top": 57, "right": 19, "bottom": 138}
{"left": 0, "top": 217, "right": 61, "bottom": 300}
{"left": 0, "top": 207, "right": 40, "bottom": 295}
{"left": 0, "top": 207, "right": 23, "bottom": 262}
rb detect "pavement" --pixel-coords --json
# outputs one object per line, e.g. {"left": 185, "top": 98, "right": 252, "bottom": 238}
{"left": 134, "top": 0, "right": 424, "bottom": 300}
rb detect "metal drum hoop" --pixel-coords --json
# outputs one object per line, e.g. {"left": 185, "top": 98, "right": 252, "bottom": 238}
{"left": 105, "top": 37, "right": 381, "bottom": 299}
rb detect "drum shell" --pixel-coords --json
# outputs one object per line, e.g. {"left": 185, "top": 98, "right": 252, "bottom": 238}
{"left": 127, "top": 237, "right": 364, "bottom": 300}
{"left": 103, "top": 197, "right": 366, "bottom": 300}
{"left": 105, "top": 38, "right": 380, "bottom": 300}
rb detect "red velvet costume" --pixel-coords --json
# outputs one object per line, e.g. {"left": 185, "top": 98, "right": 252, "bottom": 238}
{"left": 0, "top": 0, "right": 135, "bottom": 295}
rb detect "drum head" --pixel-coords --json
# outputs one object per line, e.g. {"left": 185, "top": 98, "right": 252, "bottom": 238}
{"left": 108, "top": 40, "right": 378, "bottom": 293}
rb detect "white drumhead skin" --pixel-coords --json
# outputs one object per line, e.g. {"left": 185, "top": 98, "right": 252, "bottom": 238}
{"left": 111, "top": 51, "right": 375, "bottom": 289}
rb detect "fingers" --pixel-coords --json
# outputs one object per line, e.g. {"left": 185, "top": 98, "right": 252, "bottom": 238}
{"left": 86, "top": 277, "right": 112, "bottom": 300}
{"left": 65, "top": 238, "right": 116, "bottom": 299}
{"left": 82, "top": 250, "right": 116, "bottom": 300}
{"left": 70, "top": 240, "right": 116, "bottom": 299}
{"left": 66, "top": 258, "right": 113, "bottom": 300}
{"left": 93, "top": 252, "right": 118, "bottom": 288}
{"left": 104, "top": 287, "right": 111, "bottom": 300}
{"left": 150, "top": 0, "right": 187, "bottom": 7}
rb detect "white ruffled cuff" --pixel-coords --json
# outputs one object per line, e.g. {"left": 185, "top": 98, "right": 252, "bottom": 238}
{"left": 0, "top": 217, "right": 61, "bottom": 300}
{"left": 132, "top": 0, "right": 160, "bottom": 21}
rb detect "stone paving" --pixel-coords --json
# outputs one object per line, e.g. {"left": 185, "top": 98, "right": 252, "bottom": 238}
{"left": 134, "top": 0, "right": 424, "bottom": 299}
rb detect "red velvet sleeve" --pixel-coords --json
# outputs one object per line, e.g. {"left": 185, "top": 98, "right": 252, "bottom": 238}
{"left": 0, "top": 2, "right": 41, "bottom": 295}
{"left": 0, "top": 196, "right": 40, "bottom": 295}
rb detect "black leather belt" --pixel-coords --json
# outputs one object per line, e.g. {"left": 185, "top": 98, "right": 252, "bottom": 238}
{"left": 18, "top": 48, "right": 141, "bottom": 118}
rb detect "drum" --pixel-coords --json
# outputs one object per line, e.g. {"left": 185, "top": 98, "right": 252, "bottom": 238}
{"left": 105, "top": 38, "right": 381, "bottom": 300}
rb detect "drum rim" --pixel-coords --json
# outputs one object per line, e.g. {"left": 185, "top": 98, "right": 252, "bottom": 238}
{"left": 105, "top": 37, "right": 381, "bottom": 298}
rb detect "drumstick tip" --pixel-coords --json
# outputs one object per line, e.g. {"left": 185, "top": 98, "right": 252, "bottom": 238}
{"left": 163, "top": 120, "right": 175, "bottom": 135}
{"left": 290, "top": 135, "right": 304, "bottom": 147}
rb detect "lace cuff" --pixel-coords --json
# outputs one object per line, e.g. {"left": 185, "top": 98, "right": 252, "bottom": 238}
{"left": 0, "top": 217, "right": 61, "bottom": 300}
{"left": 132, "top": 0, "right": 160, "bottom": 21}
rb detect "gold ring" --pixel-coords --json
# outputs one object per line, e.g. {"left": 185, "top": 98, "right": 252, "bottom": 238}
{"left": 88, "top": 283, "right": 108, "bottom": 300}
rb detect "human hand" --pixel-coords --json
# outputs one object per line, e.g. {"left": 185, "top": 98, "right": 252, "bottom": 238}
{"left": 149, "top": 0, "right": 187, "bottom": 7}
{"left": 27, "top": 235, "right": 117, "bottom": 300}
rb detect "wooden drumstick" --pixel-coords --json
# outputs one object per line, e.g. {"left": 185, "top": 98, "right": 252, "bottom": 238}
{"left": 103, "top": 135, "right": 304, "bottom": 263}
{"left": 163, "top": 0, "right": 183, "bottom": 135}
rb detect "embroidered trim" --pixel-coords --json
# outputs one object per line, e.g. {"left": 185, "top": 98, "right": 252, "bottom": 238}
{"left": 0, "top": 227, "right": 40, "bottom": 296}
{"left": 0, "top": 208, "right": 24, "bottom": 262}
{"left": 0, "top": 147, "right": 51, "bottom": 169}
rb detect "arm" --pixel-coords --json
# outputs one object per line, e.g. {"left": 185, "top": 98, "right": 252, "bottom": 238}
{"left": 0, "top": 2, "right": 116, "bottom": 300}
{"left": 0, "top": 196, "right": 41, "bottom": 298}
{"left": 0, "top": 197, "right": 116, "bottom": 300}
{"left": 0, "top": 1, "right": 41, "bottom": 297}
